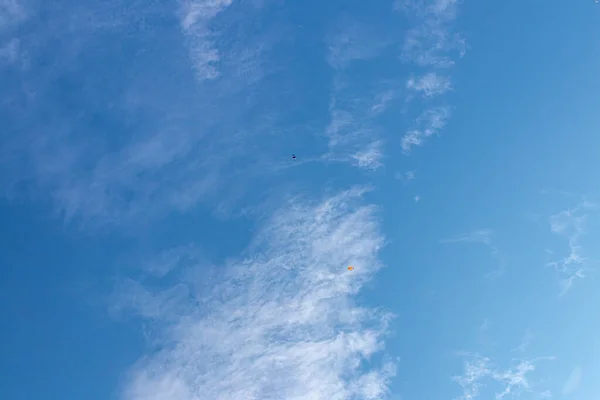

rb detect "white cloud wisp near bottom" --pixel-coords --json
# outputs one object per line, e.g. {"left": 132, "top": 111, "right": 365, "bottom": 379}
{"left": 121, "top": 188, "right": 395, "bottom": 400}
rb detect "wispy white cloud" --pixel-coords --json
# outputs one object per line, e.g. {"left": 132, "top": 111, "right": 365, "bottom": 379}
{"left": 401, "top": 106, "right": 450, "bottom": 153}
{"left": 325, "top": 15, "right": 434, "bottom": 170}
{"left": 453, "top": 354, "right": 492, "bottom": 400}
{"left": 49, "top": 126, "right": 225, "bottom": 224}
{"left": 370, "top": 90, "right": 397, "bottom": 116}
{"left": 561, "top": 366, "right": 582, "bottom": 396}
{"left": 396, "top": 0, "right": 465, "bottom": 153}
{"left": 325, "top": 2, "right": 465, "bottom": 163}
{"left": 492, "top": 359, "right": 537, "bottom": 399}
{"left": 178, "top": 0, "right": 233, "bottom": 82}
{"left": 351, "top": 140, "right": 384, "bottom": 170}
{"left": 0, "top": 1, "right": 284, "bottom": 225}
{"left": 453, "top": 353, "right": 554, "bottom": 400}
{"left": 326, "top": 20, "right": 391, "bottom": 70}
{"left": 324, "top": 98, "right": 370, "bottom": 160}
{"left": 406, "top": 72, "right": 452, "bottom": 97}
{"left": 547, "top": 201, "right": 595, "bottom": 295}
{"left": 323, "top": 21, "right": 396, "bottom": 170}
{"left": 323, "top": 78, "right": 388, "bottom": 170}
{"left": 397, "top": 0, "right": 466, "bottom": 68}
{"left": 395, "top": 170, "right": 415, "bottom": 183}
{"left": 117, "top": 188, "right": 395, "bottom": 400}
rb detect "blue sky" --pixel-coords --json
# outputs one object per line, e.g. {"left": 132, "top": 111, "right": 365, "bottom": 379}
{"left": 1, "top": 0, "right": 600, "bottom": 399}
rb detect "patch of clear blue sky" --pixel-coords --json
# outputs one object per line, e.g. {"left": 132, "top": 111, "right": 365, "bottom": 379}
{"left": 373, "top": 2, "right": 600, "bottom": 399}
{"left": 1, "top": 0, "right": 600, "bottom": 399}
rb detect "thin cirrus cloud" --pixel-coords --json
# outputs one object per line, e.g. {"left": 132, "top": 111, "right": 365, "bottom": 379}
{"left": 178, "top": 0, "right": 233, "bottom": 82}
{"left": 0, "top": 0, "right": 466, "bottom": 221}
{"left": 323, "top": 95, "right": 387, "bottom": 171}
{"left": 370, "top": 90, "right": 398, "bottom": 116}
{"left": 351, "top": 140, "right": 384, "bottom": 170}
{"left": 547, "top": 201, "right": 596, "bottom": 295}
{"left": 323, "top": 76, "right": 394, "bottom": 171}
{"left": 398, "top": 0, "right": 466, "bottom": 68}
{"left": 406, "top": 72, "right": 452, "bottom": 97}
{"left": 323, "top": 21, "right": 398, "bottom": 170}
{"left": 0, "top": 2, "right": 467, "bottom": 215}
{"left": 116, "top": 187, "right": 396, "bottom": 400}
{"left": 401, "top": 106, "right": 451, "bottom": 153}
{"left": 325, "top": 2, "right": 465, "bottom": 162}
{"left": 180, "top": 0, "right": 270, "bottom": 89}
{"left": 453, "top": 353, "right": 555, "bottom": 400}
{"left": 0, "top": 0, "right": 289, "bottom": 225}
{"left": 395, "top": 170, "right": 415, "bottom": 183}
{"left": 326, "top": 19, "right": 393, "bottom": 70}
{"left": 397, "top": 0, "right": 466, "bottom": 153}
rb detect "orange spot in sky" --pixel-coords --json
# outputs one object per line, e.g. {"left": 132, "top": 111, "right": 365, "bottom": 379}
{"left": 347, "top": 266, "right": 354, "bottom": 271}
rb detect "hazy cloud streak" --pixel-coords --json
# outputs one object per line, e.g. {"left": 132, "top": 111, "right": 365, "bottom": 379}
{"left": 118, "top": 188, "right": 395, "bottom": 400}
